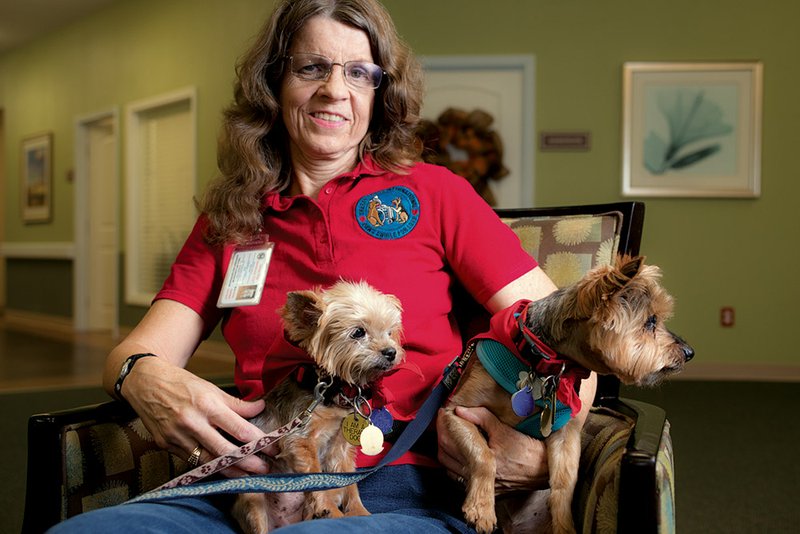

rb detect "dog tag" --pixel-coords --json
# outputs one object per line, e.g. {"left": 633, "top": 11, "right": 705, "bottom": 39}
{"left": 511, "top": 387, "right": 537, "bottom": 417}
{"left": 359, "top": 424, "right": 385, "bottom": 456}
{"left": 370, "top": 407, "right": 394, "bottom": 434}
{"left": 341, "top": 413, "right": 370, "bottom": 446}
{"left": 530, "top": 376, "right": 544, "bottom": 400}
{"left": 540, "top": 398, "right": 553, "bottom": 437}
{"left": 540, "top": 377, "right": 557, "bottom": 437}
{"left": 516, "top": 371, "right": 531, "bottom": 390}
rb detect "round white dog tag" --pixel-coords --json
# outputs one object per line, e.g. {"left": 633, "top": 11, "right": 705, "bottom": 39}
{"left": 359, "top": 424, "right": 384, "bottom": 456}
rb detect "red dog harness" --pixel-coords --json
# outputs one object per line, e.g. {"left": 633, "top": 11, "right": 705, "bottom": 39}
{"left": 465, "top": 300, "right": 590, "bottom": 437}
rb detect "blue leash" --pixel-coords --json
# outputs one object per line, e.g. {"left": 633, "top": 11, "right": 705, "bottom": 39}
{"left": 126, "top": 354, "right": 469, "bottom": 504}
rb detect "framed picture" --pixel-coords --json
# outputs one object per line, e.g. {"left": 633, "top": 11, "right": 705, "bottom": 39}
{"left": 622, "top": 62, "right": 762, "bottom": 198}
{"left": 21, "top": 132, "right": 53, "bottom": 222}
{"left": 420, "top": 55, "right": 535, "bottom": 208}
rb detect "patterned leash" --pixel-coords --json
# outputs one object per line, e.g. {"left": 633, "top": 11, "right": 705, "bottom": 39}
{"left": 125, "top": 352, "right": 471, "bottom": 504}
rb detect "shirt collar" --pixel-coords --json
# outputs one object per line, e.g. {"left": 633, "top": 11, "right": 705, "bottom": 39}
{"left": 261, "top": 154, "right": 388, "bottom": 211}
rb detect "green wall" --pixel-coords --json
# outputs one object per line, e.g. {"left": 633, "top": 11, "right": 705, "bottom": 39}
{"left": 1, "top": 0, "right": 799, "bottom": 369}
{"left": 5, "top": 259, "right": 72, "bottom": 317}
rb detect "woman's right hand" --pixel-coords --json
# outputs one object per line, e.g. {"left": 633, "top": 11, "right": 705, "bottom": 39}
{"left": 103, "top": 299, "right": 272, "bottom": 477}
{"left": 122, "top": 356, "right": 271, "bottom": 477}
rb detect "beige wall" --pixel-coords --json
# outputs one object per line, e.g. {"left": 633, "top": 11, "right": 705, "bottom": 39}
{"left": 1, "top": 0, "right": 798, "bottom": 374}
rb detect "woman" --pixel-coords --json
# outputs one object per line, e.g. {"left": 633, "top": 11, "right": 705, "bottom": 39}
{"left": 52, "top": 0, "right": 596, "bottom": 532}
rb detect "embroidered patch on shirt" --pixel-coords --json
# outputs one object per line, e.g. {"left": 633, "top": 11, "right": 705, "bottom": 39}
{"left": 355, "top": 186, "right": 420, "bottom": 240}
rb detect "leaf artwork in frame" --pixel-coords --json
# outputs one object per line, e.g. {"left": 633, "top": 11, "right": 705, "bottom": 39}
{"left": 622, "top": 62, "right": 762, "bottom": 198}
{"left": 643, "top": 89, "right": 734, "bottom": 175}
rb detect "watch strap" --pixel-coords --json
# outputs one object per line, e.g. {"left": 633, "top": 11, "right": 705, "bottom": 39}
{"left": 114, "top": 353, "right": 157, "bottom": 400}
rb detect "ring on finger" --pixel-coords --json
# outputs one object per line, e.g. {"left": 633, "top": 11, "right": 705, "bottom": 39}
{"left": 457, "top": 475, "right": 466, "bottom": 485}
{"left": 188, "top": 445, "right": 202, "bottom": 467}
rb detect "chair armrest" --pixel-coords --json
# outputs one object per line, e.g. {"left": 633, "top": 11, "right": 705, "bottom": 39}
{"left": 600, "top": 397, "right": 672, "bottom": 534}
{"left": 23, "top": 385, "right": 238, "bottom": 533}
{"left": 24, "top": 399, "right": 137, "bottom": 534}
{"left": 602, "top": 397, "right": 666, "bottom": 460}
{"left": 576, "top": 397, "right": 674, "bottom": 534}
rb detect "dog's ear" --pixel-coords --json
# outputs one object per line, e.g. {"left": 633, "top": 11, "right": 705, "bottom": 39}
{"left": 281, "top": 289, "right": 324, "bottom": 344}
{"left": 600, "top": 254, "right": 644, "bottom": 294}
{"left": 575, "top": 255, "right": 645, "bottom": 317}
{"left": 617, "top": 255, "right": 644, "bottom": 280}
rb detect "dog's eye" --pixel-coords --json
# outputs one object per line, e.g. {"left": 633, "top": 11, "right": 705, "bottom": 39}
{"left": 350, "top": 327, "right": 366, "bottom": 339}
{"left": 645, "top": 315, "right": 658, "bottom": 332}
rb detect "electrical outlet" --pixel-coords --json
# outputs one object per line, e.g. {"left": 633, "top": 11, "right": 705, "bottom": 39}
{"left": 720, "top": 307, "right": 735, "bottom": 327}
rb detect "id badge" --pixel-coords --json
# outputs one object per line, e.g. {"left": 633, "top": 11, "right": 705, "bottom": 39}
{"left": 217, "top": 236, "right": 274, "bottom": 308}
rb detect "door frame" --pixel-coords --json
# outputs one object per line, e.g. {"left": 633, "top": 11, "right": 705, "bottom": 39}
{"left": 74, "top": 108, "right": 120, "bottom": 334}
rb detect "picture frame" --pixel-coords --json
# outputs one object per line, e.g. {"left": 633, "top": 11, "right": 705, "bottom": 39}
{"left": 420, "top": 55, "right": 535, "bottom": 208}
{"left": 21, "top": 132, "right": 53, "bottom": 222}
{"left": 622, "top": 62, "right": 762, "bottom": 198}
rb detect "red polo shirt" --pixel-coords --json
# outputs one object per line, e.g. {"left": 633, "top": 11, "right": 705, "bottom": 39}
{"left": 156, "top": 159, "right": 536, "bottom": 462}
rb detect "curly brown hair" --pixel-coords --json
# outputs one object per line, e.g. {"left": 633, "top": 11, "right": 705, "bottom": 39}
{"left": 199, "top": 0, "right": 424, "bottom": 245}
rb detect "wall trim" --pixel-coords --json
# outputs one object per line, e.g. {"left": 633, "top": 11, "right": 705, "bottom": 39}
{"left": 4, "top": 311, "right": 795, "bottom": 382}
{"left": 2, "top": 309, "right": 74, "bottom": 336}
{"left": 0, "top": 241, "right": 75, "bottom": 259}
{"left": 675, "top": 362, "right": 800, "bottom": 382}
{"left": 117, "top": 325, "right": 233, "bottom": 362}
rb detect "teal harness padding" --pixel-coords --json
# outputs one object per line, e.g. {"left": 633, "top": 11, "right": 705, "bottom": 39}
{"left": 475, "top": 339, "right": 572, "bottom": 439}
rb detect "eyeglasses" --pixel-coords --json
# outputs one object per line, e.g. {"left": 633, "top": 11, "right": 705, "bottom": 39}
{"left": 287, "top": 53, "right": 385, "bottom": 90}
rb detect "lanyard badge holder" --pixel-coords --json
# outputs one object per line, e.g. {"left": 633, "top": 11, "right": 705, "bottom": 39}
{"left": 217, "top": 234, "right": 274, "bottom": 308}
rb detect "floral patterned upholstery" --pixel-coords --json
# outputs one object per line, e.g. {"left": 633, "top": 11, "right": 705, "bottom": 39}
{"left": 501, "top": 211, "right": 622, "bottom": 288}
{"left": 60, "top": 416, "right": 189, "bottom": 521}
{"left": 573, "top": 409, "right": 675, "bottom": 534}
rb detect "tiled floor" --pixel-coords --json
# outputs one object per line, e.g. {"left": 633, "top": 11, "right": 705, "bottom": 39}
{"left": 0, "top": 316, "right": 234, "bottom": 392}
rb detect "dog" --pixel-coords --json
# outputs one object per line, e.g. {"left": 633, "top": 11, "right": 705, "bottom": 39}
{"left": 232, "top": 280, "right": 405, "bottom": 534}
{"left": 441, "top": 255, "right": 694, "bottom": 534}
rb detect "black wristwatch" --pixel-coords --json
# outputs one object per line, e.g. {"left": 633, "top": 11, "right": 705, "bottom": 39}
{"left": 114, "top": 353, "right": 157, "bottom": 400}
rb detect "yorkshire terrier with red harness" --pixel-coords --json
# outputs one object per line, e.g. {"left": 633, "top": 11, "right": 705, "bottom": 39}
{"left": 441, "top": 255, "right": 694, "bottom": 533}
{"left": 232, "top": 280, "right": 405, "bottom": 534}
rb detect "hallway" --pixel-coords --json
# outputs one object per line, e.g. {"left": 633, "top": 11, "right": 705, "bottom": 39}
{"left": 0, "top": 315, "right": 234, "bottom": 392}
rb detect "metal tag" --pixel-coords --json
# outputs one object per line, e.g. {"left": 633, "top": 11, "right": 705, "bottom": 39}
{"left": 341, "top": 413, "right": 370, "bottom": 445}
{"left": 539, "top": 376, "right": 558, "bottom": 437}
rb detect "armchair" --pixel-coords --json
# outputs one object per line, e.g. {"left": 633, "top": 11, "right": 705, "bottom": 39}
{"left": 24, "top": 201, "right": 673, "bottom": 534}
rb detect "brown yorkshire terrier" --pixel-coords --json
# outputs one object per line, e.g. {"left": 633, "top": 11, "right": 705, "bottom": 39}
{"left": 441, "top": 255, "right": 694, "bottom": 534}
{"left": 232, "top": 280, "right": 405, "bottom": 534}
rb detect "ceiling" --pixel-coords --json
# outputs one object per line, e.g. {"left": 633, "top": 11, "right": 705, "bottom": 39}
{"left": 0, "top": 0, "right": 121, "bottom": 54}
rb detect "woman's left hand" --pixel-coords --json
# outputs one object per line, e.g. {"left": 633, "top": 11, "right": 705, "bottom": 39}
{"left": 436, "top": 406, "right": 549, "bottom": 494}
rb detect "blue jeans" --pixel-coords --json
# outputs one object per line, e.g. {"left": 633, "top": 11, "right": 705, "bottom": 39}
{"left": 47, "top": 465, "right": 474, "bottom": 533}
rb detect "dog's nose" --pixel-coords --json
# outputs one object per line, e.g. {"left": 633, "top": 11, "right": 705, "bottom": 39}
{"left": 381, "top": 348, "right": 396, "bottom": 362}
{"left": 671, "top": 333, "right": 694, "bottom": 362}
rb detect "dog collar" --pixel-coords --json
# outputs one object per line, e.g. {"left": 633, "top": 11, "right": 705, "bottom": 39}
{"left": 292, "top": 365, "right": 385, "bottom": 409}
{"left": 475, "top": 339, "right": 573, "bottom": 438}
{"left": 470, "top": 300, "right": 589, "bottom": 418}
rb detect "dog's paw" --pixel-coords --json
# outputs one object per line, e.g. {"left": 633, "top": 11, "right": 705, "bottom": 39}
{"left": 232, "top": 493, "right": 270, "bottom": 534}
{"left": 550, "top": 511, "right": 576, "bottom": 534}
{"left": 313, "top": 507, "right": 345, "bottom": 520}
{"left": 304, "top": 500, "right": 345, "bottom": 521}
{"left": 344, "top": 502, "right": 370, "bottom": 517}
{"left": 464, "top": 503, "right": 497, "bottom": 534}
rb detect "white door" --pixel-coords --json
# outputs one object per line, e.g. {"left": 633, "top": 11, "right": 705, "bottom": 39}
{"left": 86, "top": 117, "right": 117, "bottom": 331}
